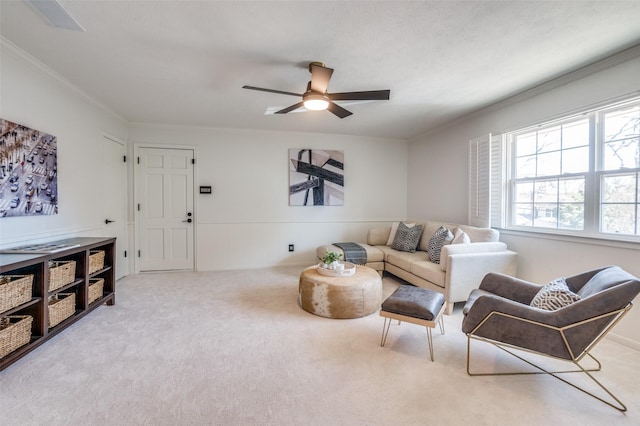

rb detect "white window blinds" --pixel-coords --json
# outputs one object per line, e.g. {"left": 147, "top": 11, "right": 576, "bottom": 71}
{"left": 468, "top": 134, "right": 504, "bottom": 228}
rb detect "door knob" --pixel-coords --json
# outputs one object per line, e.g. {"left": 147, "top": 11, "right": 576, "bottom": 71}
{"left": 105, "top": 219, "right": 115, "bottom": 224}
{"left": 182, "top": 218, "right": 192, "bottom": 223}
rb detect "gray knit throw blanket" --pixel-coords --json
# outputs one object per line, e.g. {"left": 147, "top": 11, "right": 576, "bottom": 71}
{"left": 332, "top": 242, "right": 367, "bottom": 265}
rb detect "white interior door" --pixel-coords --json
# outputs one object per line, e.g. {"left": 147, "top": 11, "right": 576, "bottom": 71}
{"left": 137, "top": 147, "right": 194, "bottom": 271}
{"left": 102, "top": 136, "right": 128, "bottom": 279}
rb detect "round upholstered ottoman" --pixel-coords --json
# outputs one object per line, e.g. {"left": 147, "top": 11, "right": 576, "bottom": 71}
{"left": 298, "top": 265, "right": 382, "bottom": 319}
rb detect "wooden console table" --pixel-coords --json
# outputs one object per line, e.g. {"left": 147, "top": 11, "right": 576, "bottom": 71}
{"left": 0, "top": 237, "right": 116, "bottom": 370}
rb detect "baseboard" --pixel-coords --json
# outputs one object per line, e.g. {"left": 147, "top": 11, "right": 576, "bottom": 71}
{"left": 606, "top": 332, "right": 640, "bottom": 351}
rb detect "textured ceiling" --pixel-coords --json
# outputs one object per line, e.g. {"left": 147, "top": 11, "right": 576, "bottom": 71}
{"left": 2, "top": 1, "right": 640, "bottom": 140}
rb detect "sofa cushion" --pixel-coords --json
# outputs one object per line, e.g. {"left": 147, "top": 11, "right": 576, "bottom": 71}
{"left": 531, "top": 278, "right": 581, "bottom": 311}
{"left": 427, "top": 226, "right": 453, "bottom": 264}
{"left": 419, "top": 221, "right": 442, "bottom": 251}
{"left": 367, "top": 226, "right": 391, "bottom": 246}
{"left": 386, "top": 249, "right": 428, "bottom": 272}
{"left": 391, "top": 222, "right": 423, "bottom": 252}
{"left": 410, "top": 260, "right": 446, "bottom": 287}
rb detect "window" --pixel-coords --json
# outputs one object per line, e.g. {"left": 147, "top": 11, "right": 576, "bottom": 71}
{"left": 505, "top": 98, "right": 640, "bottom": 239}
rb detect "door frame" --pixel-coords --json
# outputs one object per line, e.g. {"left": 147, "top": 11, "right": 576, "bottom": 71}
{"left": 133, "top": 143, "right": 197, "bottom": 274}
{"left": 102, "top": 133, "right": 128, "bottom": 279}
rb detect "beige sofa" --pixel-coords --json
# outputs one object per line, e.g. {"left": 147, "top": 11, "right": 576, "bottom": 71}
{"left": 317, "top": 221, "right": 518, "bottom": 314}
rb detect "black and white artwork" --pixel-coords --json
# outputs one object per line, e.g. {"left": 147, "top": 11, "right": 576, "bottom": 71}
{"left": 289, "top": 149, "right": 344, "bottom": 206}
{"left": 0, "top": 119, "right": 58, "bottom": 218}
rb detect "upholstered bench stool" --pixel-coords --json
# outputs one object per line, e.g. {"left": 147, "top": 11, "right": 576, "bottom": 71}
{"left": 380, "top": 285, "right": 446, "bottom": 361}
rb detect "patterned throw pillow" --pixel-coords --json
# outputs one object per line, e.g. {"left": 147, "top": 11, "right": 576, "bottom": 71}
{"left": 427, "top": 226, "right": 453, "bottom": 264}
{"left": 530, "top": 278, "right": 581, "bottom": 311}
{"left": 391, "top": 222, "right": 423, "bottom": 252}
{"left": 386, "top": 221, "right": 416, "bottom": 245}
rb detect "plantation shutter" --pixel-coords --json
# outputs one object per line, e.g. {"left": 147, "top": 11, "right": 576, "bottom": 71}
{"left": 468, "top": 134, "right": 505, "bottom": 228}
{"left": 468, "top": 135, "right": 491, "bottom": 227}
{"left": 490, "top": 133, "right": 505, "bottom": 228}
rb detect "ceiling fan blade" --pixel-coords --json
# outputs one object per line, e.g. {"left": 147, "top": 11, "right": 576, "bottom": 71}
{"left": 329, "top": 90, "right": 390, "bottom": 101}
{"left": 310, "top": 64, "right": 334, "bottom": 93}
{"left": 275, "top": 102, "right": 305, "bottom": 114}
{"left": 327, "top": 102, "right": 353, "bottom": 119}
{"left": 242, "top": 85, "right": 302, "bottom": 97}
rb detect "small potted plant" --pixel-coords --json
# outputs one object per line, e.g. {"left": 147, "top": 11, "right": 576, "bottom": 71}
{"left": 321, "top": 250, "right": 343, "bottom": 270}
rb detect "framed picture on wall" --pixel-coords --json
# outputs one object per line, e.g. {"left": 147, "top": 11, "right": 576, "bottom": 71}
{"left": 0, "top": 118, "right": 58, "bottom": 218}
{"left": 289, "top": 149, "right": 344, "bottom": 206}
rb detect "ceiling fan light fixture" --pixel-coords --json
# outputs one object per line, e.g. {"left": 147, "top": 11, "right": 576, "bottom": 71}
{"left": 303, "top": 93, "right": 329, "bottom": 111}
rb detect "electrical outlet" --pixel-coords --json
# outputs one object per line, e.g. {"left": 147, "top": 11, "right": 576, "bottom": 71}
{"left": 288, "top": 244, "right": 294, "bottom": 252}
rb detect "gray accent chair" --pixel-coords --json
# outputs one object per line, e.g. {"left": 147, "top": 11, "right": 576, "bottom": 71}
{"left": 462, "top": 266, "right": 640, "bottom": 412}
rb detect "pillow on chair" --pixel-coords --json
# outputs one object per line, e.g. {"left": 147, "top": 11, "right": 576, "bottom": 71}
{"left": 531, "top": 278, "right": 581, "bottom": 311}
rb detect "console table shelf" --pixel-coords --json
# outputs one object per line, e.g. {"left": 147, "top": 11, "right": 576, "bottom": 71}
{"left": 0, "top": 237, "right": 115, "bottom": 370}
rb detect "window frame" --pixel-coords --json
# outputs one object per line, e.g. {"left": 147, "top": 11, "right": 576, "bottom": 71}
{"left": 503, "top": 96, "right": 640, "bottom": 242}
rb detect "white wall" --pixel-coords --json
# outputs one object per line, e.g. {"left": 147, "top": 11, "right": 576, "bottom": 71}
{"left": 1, "top": 39, "right": 408, "bottom": 273}
{"left": 128, "top": 124, "right": 408, "bottom": 270}
{"left": 408, "top": 51, "right": 640, "bottom": 349}
{"left": 0, "top": 41, "right": 129, "bottom": 247}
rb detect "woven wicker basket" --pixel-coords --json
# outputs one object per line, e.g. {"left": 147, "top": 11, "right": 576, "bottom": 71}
{"left": 88, "top": 250, "right": 105, "bottom": 274}
{"left": 88, "top": 278, "right": 104, "bottom": 305}
{"left": 0, "top": 315, "right": 33, "bottom": 358}
{"left": 48, "top": 293, "right": 75, "bottom": 328}
{"left": 0, "top": 275, "right": 34, "bottom": 313}
{"left": 48, "top": 261, "right": 76, "bottom": 291}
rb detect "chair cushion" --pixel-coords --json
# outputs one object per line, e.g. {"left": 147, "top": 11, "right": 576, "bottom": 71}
{"left": 577, "top": 266, "right": 635, "bottom": 298}
{"left": 530, "top": 278, "right": 581, "bottom": 311}
{"left": 381, "top": 285, "right": 444, "bottom": 321}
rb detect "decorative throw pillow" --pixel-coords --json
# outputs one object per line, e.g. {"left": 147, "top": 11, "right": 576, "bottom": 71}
{"left": 452, "top": 228, "right": 470, "bottom": 244}
{"left": 530, "top": 278, "right": 581, "bottom": 311}
{"left": 391, "top": 222, "right": 423, "bottom": 252}
{"left": 386, "top": 221, "right": 416, "bottom": 246}
{"left": 427, "top": 226, "right": 454, "bottom": 264}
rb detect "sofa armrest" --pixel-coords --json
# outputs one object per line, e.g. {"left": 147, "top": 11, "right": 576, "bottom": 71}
{"left": 444, "top": 250, "right": 518, "bottom": 304}
{"left": 440, "top": 242, "right": 508, "bottom": 271}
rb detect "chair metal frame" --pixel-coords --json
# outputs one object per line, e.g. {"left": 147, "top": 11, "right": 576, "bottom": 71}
{"left": 465, "top": 302, "right": 633, "bottom": 412}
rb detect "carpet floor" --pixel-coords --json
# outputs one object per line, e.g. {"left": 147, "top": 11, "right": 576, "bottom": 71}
{"left": 1, "top": 266, "right": 639, "bottom": 425}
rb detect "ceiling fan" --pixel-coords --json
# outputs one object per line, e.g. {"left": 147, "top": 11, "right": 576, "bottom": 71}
{"left": 242, "top": 62, "right": 390, "bottom": 118}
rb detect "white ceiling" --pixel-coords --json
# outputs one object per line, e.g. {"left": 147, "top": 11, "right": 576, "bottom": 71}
{"left": 2, "top": 1, "right": 640, "bottom": 140}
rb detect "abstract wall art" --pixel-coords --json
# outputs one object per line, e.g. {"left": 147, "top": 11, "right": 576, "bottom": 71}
{"left": 289, "top": 149, "right": 344, "bottom": 206}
